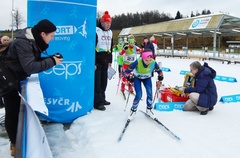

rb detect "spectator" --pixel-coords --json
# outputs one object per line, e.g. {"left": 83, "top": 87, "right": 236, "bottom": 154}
{"left": 94, "top": 11, "right": 113, "bottom": 111}
{"left": 183, "top": 61, "right": 217, "bottom": 115}
{"left": 123, "top": 49, "right": 164, "bottom": 120}
{"left": 141, "top": 36, "right": 155, "bottom": 58}
{"left": 150, "top": 35, "right": 158, "bottom": 56}
{"left": 0, "top": 35, "right": 10, "bottom": 108}
{"left": 1, "top": 35, "right": 10, "bottom": 44}
{"left": 1, "top": 19, "right": 63, "bottom": 156}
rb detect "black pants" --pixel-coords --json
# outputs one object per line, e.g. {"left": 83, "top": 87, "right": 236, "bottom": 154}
{"left": 94, "top": 63, "right": 108, "bottom": 107}
{"left": 0, "top": 97, "right": 4, "bottom": 108}
{"left": 3, "top": 90, "right": 21, "bottom": 144}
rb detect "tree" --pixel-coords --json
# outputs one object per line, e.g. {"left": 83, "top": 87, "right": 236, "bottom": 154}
{"left": 202, "top": 9, "right": 207, "bottom": 15}
{"left": 12, "top": 9, "right": 25, "bottom": 30}
{"left": 206, "top": 10, "right": 211, "bottom": 14}
{"left": 175, "top": 11, "right": 182, "bottom": 19}
{"left": 191, "top": 11, "right": 195, "bottom": 17}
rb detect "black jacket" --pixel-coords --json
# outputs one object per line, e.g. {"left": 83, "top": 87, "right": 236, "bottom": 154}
{"left": 3, "top": 28, "right": 55, "bottom": 81}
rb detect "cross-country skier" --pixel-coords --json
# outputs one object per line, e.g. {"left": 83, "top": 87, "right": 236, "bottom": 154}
{"left": 120, "top": 36, "right": 141, "bottom": 94}
{"left": 123, "top": 49, "right": 164, "bottom": 120}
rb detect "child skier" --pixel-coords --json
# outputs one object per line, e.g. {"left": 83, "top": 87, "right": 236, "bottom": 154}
{"left": 120, "top": 36, "right": 141, "bottom": 93}
{"left": 113, "top": 37, "right": 124, "bottom": 77}
{"left": 123, "top": 49, "right": 164, "bottom": 120}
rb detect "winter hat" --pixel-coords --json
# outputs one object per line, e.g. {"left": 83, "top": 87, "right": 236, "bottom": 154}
{"left": 100, "top": 11, "right": 112, "bottom": 23}
{"left": 128, "top": 38, "right": 135, "bottom": 44}
{"left": 118, "top": 37, "right": 123, "bottom": 42}
{"left": 33, "top": 19, "right": 56, "bottom": 33}
{"left": 31, "top": 19, "right": 56, "bottom": 51}
{"left": 142, "top": 49, "right": 153, "bottom": 59}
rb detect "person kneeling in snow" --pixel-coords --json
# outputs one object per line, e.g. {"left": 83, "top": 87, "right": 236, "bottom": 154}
{"left": 123, "top": 49, "right": 163, "bottom": 120}
{"left": 182, "top": 61, "right": 217, "bottom": 115}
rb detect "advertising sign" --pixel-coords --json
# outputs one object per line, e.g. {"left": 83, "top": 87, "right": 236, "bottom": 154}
{"left": 189, "top": 17, "right": 212, "bottom": 29}
{"left": 27, "top": 0, "right": 97, "bottom": 123}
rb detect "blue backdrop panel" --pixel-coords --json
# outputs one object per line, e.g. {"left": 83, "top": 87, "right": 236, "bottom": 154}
{"left": 27, "top": 0, "right": 97, "bottom": 123}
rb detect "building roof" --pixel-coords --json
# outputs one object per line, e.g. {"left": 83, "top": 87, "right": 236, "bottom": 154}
{"left": 119, "top": 13, "right": 240, "bottom": 38}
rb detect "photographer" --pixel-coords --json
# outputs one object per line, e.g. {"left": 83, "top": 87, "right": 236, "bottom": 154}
{"left": 1, "top": 19, "right": 63, "bottom": 156}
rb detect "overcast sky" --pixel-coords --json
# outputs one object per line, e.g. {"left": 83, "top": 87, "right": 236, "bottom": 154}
{"left": 1, "top": 0, "right": 240, "bottom": 30}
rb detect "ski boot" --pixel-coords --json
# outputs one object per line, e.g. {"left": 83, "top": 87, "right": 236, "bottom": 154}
{"left": 146, "top": 106, "right": 155, "bottom": 119}
{"left": 128, "top": 108, "right": 137, "bottom": 120}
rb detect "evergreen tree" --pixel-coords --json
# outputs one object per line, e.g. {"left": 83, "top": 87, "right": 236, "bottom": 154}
{"left": 175, "top": 11, "right": 182, "bottom": 19}
{"left": 191, "top": 11, "right": 195, "bottom": 17}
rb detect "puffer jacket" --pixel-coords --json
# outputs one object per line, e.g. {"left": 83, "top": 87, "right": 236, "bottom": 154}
{"left": 2, "top": 28, "right": 55, "bottom": 81}
{"left": 184, "top": 62, "right": 218, "bottom": 108}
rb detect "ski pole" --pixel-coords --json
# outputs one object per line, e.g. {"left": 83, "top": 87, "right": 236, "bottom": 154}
{"left": 124, "top": 89, "right": 131, "bottom": 111}
{"left": 116, "top": 76, "right": 121, "bottom": 95}
{"left": 116, "top": 67, "right": 123, "bottom": 95}
{"left": 151, "top": 81, "right": 161, "bottom": 107}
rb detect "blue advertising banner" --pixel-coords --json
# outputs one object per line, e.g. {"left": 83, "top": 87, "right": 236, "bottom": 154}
{"left": 180, "top": 70, "right": 237, "bottom": 83}
{"left": 161, "top": 67, "right": 171, "bottom": 72}
{"left": 219, "top": 94, "right": 240, "bottom": 103}
{"left": 154, "top": 102, "right": 185, "bottom": 112}
{"left": 27, "top": 0, "right": 97, "bottom": 123}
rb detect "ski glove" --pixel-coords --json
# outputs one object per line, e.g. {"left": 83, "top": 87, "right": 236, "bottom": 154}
{"left": 158, "top": 75, "right": 164, "bottom": 81}
{"left": 127, "top": 76, "right": 134, "bottom": 83}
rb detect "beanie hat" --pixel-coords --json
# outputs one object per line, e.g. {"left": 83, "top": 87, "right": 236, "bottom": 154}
{"left": 31, "top": 19, "right": 56, "bottom": 51}
{"left": 128, "top": 38, "right": 135, "bottom": 44}
{"left": 118, "top": 37, "right": 123, "bottom": 42}
{"left": 33, "top": 19, "right": 56, "bottom": 33}
{"left": 142, "top": 49, "right": 153, "bottom": 59}
{"left": 100, "top": 11, "right": 112, "bottom": 23}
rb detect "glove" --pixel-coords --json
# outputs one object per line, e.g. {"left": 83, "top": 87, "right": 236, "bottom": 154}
{"left": 158, "top": 75, "right": 164, "bottom": 81}
{"left": 127, "top": 76, "right": 134, "bottom": 83}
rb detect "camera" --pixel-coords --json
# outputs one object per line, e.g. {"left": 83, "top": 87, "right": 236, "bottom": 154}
{"left": 54, "top": 53, "right": 63, "bottom": 59}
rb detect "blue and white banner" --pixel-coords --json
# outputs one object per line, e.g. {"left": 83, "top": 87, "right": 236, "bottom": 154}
{"left": 179, "top": 70, "right": 189, "bottom": 75}
{"left": 161, "top": 67, "right": 171, "bottom": 72}
{"left": 154, "top": 102, "right": 185, "bottom": 112}
{"left": 189, "top": 17, "right": 212, "bottom": 29}
{"left": 219, "top": 94, "right": 240, "bottom": 103}
{"left": 27, "top": 0, "right": 97, "bottom": 123}
{"left": 19, "top": 94, "right": 53, "bottom": 158}
{"left": 214, "top": 75, "right": 237, "bottom": 82}
{"left": 180, "top": 70, "right": 237, "bottom": 83}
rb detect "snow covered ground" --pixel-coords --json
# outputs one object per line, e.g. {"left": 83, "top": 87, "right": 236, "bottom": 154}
{"left": 1, "top": 56, "right": 240, "bottom": 158}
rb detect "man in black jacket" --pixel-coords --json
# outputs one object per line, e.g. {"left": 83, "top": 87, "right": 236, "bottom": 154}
{"left": 94, "top": 11, "right": 113, "bottom": 111}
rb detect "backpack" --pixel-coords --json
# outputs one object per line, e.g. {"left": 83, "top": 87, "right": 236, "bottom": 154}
{"left": 0, "top": 42, "right": 19, "bottom": 96}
